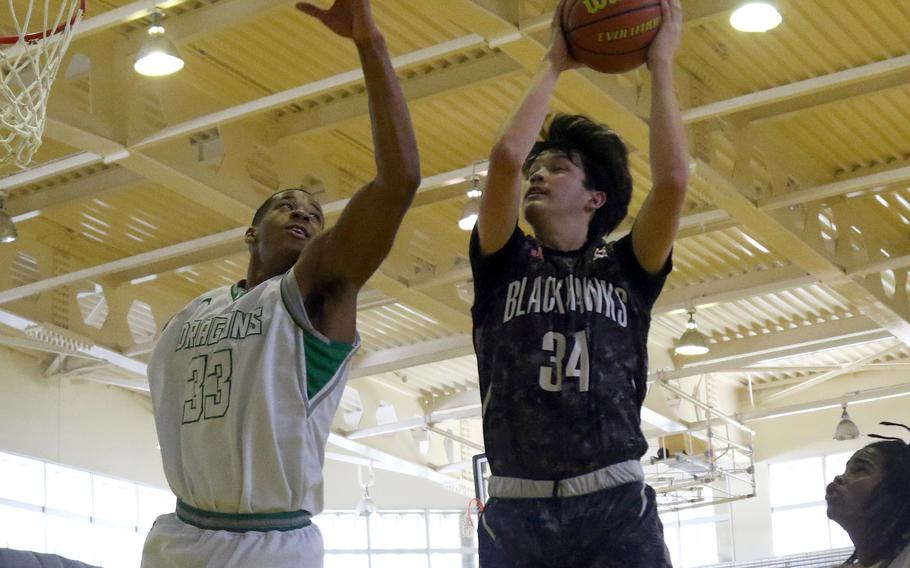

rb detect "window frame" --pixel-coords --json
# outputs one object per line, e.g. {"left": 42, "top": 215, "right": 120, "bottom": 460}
{"left": 768, "top": 451, "right": 855, "bottom": 556}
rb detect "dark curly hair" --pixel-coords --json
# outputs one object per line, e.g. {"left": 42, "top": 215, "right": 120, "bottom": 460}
{"left": 842, "top": 422, "right": 910, "bottom": 567}
{"left": 521, "top": 114, "right": 633, "bottom": 243}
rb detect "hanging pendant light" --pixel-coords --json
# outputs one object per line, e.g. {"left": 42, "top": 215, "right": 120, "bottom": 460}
{"left": 674, "top": 308, "right": 710, "bottom": 356}
{"left": 355, "top": 463, "right": 377, "bottom": 517}
{"left": 458, "top": 161, "right": 485, "bottom": 231}
{"left": 134, "top": 9, "right": 184, "bottom": 77}
{"left": 730, "top": 2, "right": 782, "bottom": 32}
{"left": 834, "top": 403, "right": 860, "bottom": 441}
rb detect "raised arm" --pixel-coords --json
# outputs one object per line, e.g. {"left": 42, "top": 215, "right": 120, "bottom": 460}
{"left": 630, "top": 0, "right": 689, "bottom": 274}
{"left": 296, "top": 0, "right": 420, "bottom": 289}
{"left": 476, "top": 3, "right": 579, "bottom": 256}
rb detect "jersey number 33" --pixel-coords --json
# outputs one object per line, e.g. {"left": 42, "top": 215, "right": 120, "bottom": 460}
{"left": 182, "top": 349, "right": 233, "bottom": 423}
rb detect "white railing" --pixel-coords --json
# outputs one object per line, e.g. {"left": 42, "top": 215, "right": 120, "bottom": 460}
{"left": 701, "top": 547, "right": 853, "bottom": 568}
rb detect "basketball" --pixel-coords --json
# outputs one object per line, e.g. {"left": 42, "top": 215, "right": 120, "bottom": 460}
{"left": 562, "top": 0, "right": 662, "bottom": 74}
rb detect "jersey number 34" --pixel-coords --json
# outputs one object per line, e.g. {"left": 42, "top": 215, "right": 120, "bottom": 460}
{"left": 539, "top": 330, "right": 590, "bottom": 392}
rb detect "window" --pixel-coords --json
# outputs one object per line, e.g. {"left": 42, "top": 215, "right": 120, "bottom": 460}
{"left": 0, "top": 451, "right": 476, "bottom": 567}
{"left": 660, "top": 487, "right": 728, "bottom": 568}
{"left": 93, "top": 475, "right": 139, "bottom": 526}
{"left": 0, "top": 452, "right": 44, "bottom": 506}
{"left": 769, "top": 452, "right": 854, "bottom": 556}
{"left": 370, "top": 511, "right": 427, "bottom": 549}
{"left": 0, "top": 451, "right": 174, "bottom": 567}
{"left": 321, "top": 510, "right": 477, "bottom": 568}
{"left": 0, "top": 504, "right": 45, "bottom": 551}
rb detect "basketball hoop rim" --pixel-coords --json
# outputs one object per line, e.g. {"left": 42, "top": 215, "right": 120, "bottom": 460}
{"left": 0, "top": 0, "right": 86, "bottom": 45}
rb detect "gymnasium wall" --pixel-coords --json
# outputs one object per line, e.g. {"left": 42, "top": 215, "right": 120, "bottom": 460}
{"left": 0, "top": 346, "right": 466, "bottom": 510}
{"left": 0, "top": 347, "right": 165, "bottom": 487}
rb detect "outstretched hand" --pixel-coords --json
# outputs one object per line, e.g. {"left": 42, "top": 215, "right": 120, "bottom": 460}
{"left": 648, "top": 0, "right": 683, "bottom": 67}
{"left": 296, "top": 0, "right": 378, "bottom": 42}
{"left": 546, "top": 0, "right": 582, "bottom": 73}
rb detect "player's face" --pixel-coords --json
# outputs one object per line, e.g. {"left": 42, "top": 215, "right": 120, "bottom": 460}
{"left": 248, "top": 190, "right": 324, "bottom": 269}
{"left": 522, "top": 150, "right": 603, "bottom": 228}
{"left": 825, "top": 447, "right": 885, "bottom": 526}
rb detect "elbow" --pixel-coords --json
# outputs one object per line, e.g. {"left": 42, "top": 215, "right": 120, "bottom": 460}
{"left": 383, "top": 153, "right": 422, "bottom": 195}
{"left": 398, "top": 169, "right": 421, "bottom": 199}
{"left": 657, "top": 170, "right": 689, "bottom": 197}
{"left": 375, "top": 169, "right": 421, "bottom": 204}
{"left": 404, "top": 164, "right": 422, "bottom": 193}
{"left": 400, "top": 153, "right": 422, "bottom": 194}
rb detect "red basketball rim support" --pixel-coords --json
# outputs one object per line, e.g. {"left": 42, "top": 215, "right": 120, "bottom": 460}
{"left": 0, "top": 0, "right": 86, "bottom": 45}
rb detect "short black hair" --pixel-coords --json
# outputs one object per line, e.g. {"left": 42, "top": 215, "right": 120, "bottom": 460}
{"left": 843, "top": 424, "right": 910, "bottom": 566}
{"left": 522, "top": 114, "right": 632, "bottom": 243}
{"left": 251, "top": 188, "right": 322, "bottom": 227}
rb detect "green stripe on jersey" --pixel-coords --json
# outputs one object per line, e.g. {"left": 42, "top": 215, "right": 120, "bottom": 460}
{"left": 304, "top": 329, "right": 354, "bottom": 399}
{"left": 231, "top": 283, "right": 248, "bottom": 301}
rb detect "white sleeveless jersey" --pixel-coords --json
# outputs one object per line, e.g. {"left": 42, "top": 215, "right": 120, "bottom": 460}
{"left": 148, "top": 270, "right": 360, "bottom": 516}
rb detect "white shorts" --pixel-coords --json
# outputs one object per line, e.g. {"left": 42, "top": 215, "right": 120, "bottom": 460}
{"left": 140, "top": 513, "right": 325, "bottom": 568}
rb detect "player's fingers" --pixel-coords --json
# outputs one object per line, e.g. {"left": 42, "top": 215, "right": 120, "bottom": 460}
{"left": 669, "top": 0, "right": 683, "bottom": 25}
{"left": 296, "top": 2, "right": 326, "bottom": 20}
{"left": 550, "top": 0, "right": 563, "bottom": 30}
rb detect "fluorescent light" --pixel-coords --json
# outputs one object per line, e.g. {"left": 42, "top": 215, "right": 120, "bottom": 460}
{"left": 11, "top": 210, "right": 40, "bottom": 223}
{"left": 741, "top": 232, "right": 770, "bottom": 254}
{"left": 730, "top": 2, "right": 782, "bottom": 32}
{"left": 0, "top": 307, "right": 33, "bottom": 331}
{"left": 130, "top": 274, "right": 159, "bottom": 285}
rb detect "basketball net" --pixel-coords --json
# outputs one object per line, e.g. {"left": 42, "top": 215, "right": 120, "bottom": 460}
{"left": 460, "top": 497, "right": 484, "bottom": 538}
{"left": 1, "top": 0, "right": 85, "bottom": 169}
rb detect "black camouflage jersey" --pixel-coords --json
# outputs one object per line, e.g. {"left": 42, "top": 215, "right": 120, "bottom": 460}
{"left": 470, "top": 226, "right": 671, "bottom": 480}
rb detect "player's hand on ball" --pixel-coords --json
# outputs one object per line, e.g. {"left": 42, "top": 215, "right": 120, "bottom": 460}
{"left": 547, "top": 0, "right": 582, "bottom": 72}
{"left": 297, "top": 0, "right": 378, "bottom": 42}
{"left": 647, "top": 0, "right": 682, "bottom": 68}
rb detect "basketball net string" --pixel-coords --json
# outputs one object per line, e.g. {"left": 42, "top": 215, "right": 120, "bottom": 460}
{"left": 460, "top": 497, "right": 484, "bottom": 538}
{"left": 1, "top": 0, "right": 84, "bottom": 169}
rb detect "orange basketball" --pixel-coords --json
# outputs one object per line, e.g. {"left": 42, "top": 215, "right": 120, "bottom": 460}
{"left": 562, "top": 0, "right": 662, "bottom": 74}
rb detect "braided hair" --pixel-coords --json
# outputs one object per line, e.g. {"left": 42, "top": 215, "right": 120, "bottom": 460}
{"left": 842, "top": 422, "right": 910, "bottom": 567}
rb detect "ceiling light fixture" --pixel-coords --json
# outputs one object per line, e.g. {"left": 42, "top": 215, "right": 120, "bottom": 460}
{"left": 458, "top": 161, "right": 485, "bottom": 231}
{"left": 355, "top": 463, "right": 377, "bottom": 517}
{"left": 730, "top": 2, "right": 782, "bottom": 32}
{"left": 834, "top": 402, "right": 860, "bottom": 441}
{"left": 674, "top": 308, "right": 710, "bottom": 356}
{"left": 0, "top": 192, "right": 18, "bottom": 244}
{"left": 134, "top": 8, "right": 184, "bottom": 77}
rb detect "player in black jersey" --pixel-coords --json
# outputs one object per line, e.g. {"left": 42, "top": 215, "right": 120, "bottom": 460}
{"left": 469, "top": 1, "right": 686, "bottom": 566}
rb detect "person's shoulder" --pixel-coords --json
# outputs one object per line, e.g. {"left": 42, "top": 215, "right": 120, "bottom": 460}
{"left": 587, "top": 233, "right": 626, "bottom": 263}
{"left": 197, "top": 284, "right": 234, "bottom": 305}
{"left": 175, "top": 285, "right": 233, "bottom": 317}
{"left": 471, "top": 225, "right": 533, "bottom": 258}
